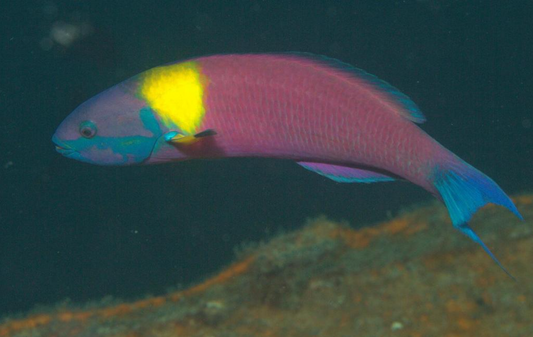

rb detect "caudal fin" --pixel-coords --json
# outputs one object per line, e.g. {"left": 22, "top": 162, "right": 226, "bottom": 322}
{"left": 432, "top": 160, "right": 523, "bottom": 278}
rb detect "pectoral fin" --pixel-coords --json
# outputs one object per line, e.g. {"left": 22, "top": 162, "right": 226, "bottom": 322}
{"left": 165, "top": 129, "right": 217, "bottom": 145}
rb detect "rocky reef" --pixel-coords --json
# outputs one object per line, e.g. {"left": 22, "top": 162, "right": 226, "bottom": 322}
{"left": 1, "top": 195, "right": 532, "bottom": 336}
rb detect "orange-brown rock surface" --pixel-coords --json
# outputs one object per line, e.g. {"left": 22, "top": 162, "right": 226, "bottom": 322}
{"left": 1, "top": 195, "right": 532, "bottom": 337}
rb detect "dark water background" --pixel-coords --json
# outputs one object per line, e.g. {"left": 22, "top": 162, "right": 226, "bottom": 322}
{"left": 1, "top": 0, "right": 532, "bottom": 317}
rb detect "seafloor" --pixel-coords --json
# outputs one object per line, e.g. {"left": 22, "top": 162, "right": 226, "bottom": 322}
{"left": 1, "top": 195, "right": 532, "bottom": 337}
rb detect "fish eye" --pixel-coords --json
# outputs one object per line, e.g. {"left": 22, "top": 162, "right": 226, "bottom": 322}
{"left": 79, "top": 121, "right": 97, "bottom": 139}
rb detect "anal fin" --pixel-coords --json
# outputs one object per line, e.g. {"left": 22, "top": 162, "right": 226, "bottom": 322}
{"left": 297, "top": 162, "right": 395, "bottom": 183}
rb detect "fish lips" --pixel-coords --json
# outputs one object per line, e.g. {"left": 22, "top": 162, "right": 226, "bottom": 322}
{"left": 52, "top": 135, "right": 81, "bottom": 160}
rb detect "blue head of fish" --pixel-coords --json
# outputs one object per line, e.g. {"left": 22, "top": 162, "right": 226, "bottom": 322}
{"left": 53, "top": 81, "right": 165, "bottom": 165}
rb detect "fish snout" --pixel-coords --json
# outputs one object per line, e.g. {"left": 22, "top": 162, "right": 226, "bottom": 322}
{"left": 52, "top": 134, "right": 80, "bottom": 159}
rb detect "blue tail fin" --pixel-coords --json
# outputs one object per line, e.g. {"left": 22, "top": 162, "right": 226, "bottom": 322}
{"left": 433, "top": 161, "right": 523, "bottom": 278}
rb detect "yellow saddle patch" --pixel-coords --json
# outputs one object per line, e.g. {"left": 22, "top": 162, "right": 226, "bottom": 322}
{"left": 139, "top": 61, "right": 208, "bottom": 134}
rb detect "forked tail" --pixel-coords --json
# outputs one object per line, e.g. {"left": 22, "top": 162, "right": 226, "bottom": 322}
{"left": 432, "top": 159, "right": 523, "bottom": 279}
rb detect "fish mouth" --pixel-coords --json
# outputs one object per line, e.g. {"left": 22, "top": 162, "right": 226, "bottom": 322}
{"left": 52, "top": 135, "right": 79, "bottom": 158}
{"left": 55, "top": 145, "right": 75, "bottom": 156}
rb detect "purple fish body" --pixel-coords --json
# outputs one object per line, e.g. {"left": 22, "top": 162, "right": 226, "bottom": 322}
{"left": 185, "top": 55, "right": 438, "bottom": 189}
{"left": 53, "top": 54, "right": 523, "bottom": 276}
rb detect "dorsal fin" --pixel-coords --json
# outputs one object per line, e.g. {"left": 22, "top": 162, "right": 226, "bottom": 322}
{"left": 284, "top": 53, "right": 426, "bottom": 124}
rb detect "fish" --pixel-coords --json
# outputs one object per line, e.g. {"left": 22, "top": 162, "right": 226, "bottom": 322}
{"left": 53, "top": 53, "right": 523, "bottom": 276}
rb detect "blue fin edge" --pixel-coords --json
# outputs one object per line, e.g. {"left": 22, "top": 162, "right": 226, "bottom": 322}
{"left": 297, "top": 162, "right": 395, "bottom": 183}
{"left": 285, "top": 52, "right": 426, "bottom": 124}
{"left": 433, "top": 162, "right": 522, "bottom": 225}
{"left": 459, "top": 223, "right": 516, "bottom": 281}
{"left": 433, "top": 161, "right": 523, "bottom": 278}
